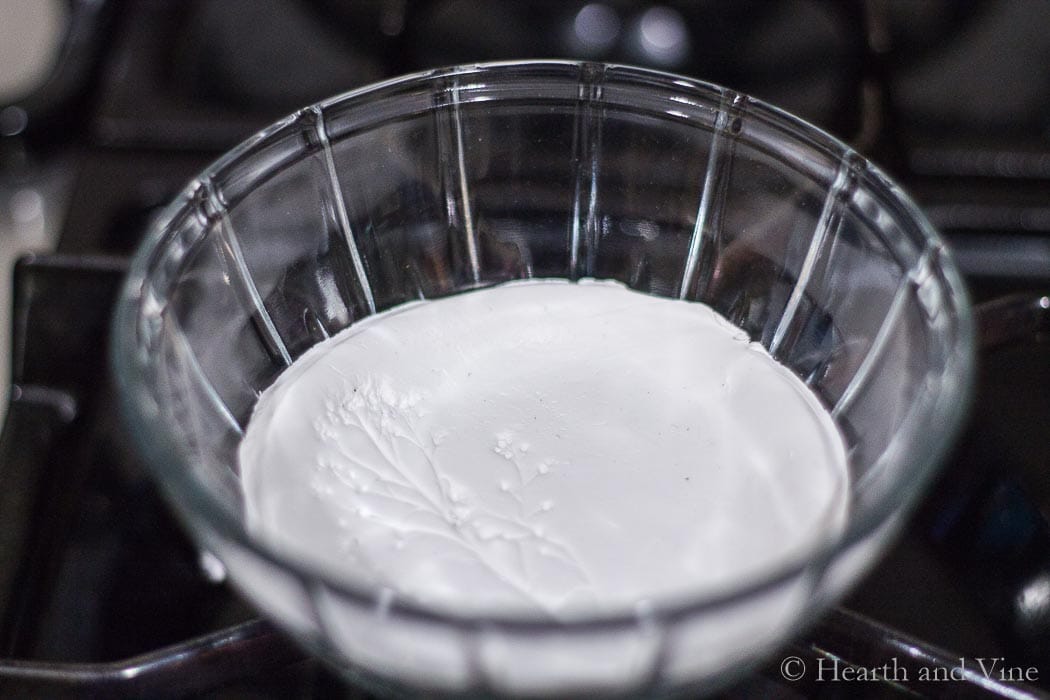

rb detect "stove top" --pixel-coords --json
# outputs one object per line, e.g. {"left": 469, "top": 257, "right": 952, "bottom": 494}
{"left": 2, "top": 1, "right": 1050, "bottom": 697}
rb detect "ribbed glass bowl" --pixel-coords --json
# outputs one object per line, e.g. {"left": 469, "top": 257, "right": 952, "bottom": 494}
{"left": 112, "top": 61, "right": 974, "bottom": 697}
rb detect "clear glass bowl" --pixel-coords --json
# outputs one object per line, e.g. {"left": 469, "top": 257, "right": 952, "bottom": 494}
{"left": 112, "top": 61, "right": 974, "bottom": 697}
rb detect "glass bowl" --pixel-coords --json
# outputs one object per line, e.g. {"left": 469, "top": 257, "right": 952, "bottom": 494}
{"left": 112, "top": 61, "right": 974, "bottom": 697}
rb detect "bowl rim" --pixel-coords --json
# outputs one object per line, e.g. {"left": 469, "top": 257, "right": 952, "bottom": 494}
{"left": 111, "top": 59, "right": 976, "bottom": 632}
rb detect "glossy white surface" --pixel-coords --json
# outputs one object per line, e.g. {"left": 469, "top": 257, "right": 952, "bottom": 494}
{"left": 239, "top": 279, "right": 849, "bottom": 618}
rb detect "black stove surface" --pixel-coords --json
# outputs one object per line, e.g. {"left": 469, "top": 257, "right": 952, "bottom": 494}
{"left": 3, "top": 1, "right": 1050, "bottom": 697}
